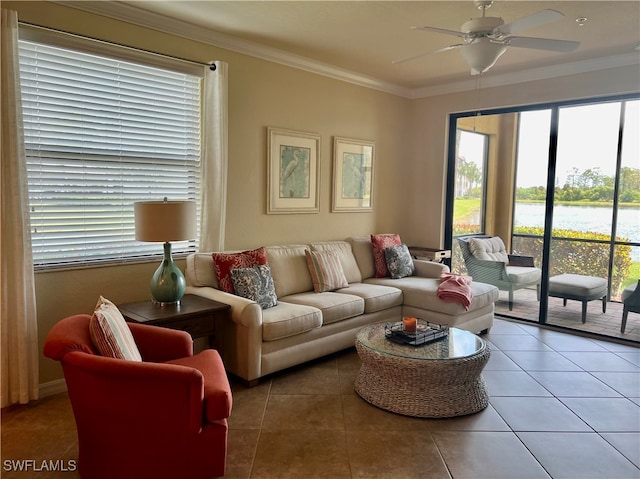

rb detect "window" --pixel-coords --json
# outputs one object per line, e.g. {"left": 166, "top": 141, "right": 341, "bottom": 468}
{"left": 452, "top": 129, "right": 488, "bottom": 237}
{"left": 18, "top": 34, "right": 202, "bottom": 268}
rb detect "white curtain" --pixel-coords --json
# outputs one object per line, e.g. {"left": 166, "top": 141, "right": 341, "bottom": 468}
{"left": 200, "top": 61, "right": 229, "bottom": 252}
{"left": 1, "top": 9, "right": 39, "bottom": 407}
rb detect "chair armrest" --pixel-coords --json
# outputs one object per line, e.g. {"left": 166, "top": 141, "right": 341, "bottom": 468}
{"left": 168, "top": 349, "right": 232, "bottom": 422}
{"left": 466, "top": 258, "right": 510, "bottom": 282}
{"left": 508, "top": 254, "right": 535, "bottom": 267}
{"left": 624, "top": 280, "right": 640, "bottom": 306}
{"left": 44, "top": 314, "right": 96, "bottom": 361}
{"left": 63, "top": 352, "right": 209, "bottom": 435}
{"left": 129, "top": 322, "right": 194, "bottom": 362}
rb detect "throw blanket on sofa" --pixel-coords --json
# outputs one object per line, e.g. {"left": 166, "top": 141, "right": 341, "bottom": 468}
{"left": 438, "top": 272, "right": 474, "bottom": 311}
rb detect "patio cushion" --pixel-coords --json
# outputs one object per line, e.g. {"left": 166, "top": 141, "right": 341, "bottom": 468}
{"left": 549, "top": 274, "right": 607, "bottom": 298}
{"left": 506, "top": 265, "right": 542, "bottom": 284}
{"left": 468, "top": 237, "right": 509, "bottom": 263}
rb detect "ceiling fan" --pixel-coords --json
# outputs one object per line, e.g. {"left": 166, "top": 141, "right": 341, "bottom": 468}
{"left": 393, "top": 0, "right": 580, "bottom": 75}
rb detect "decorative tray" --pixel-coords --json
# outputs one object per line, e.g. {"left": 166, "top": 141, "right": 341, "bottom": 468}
{"left": 384, "top": 320, "right": 449, "bottom": 347}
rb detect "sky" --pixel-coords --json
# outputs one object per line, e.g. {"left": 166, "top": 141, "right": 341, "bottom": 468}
{"left": 459, "top": 99, "right": 640, "bottom": 188}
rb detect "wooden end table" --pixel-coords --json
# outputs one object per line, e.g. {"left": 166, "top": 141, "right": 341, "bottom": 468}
{"left": 408, "top": 246, "right": 451, "bottom": 263}
{"left": 118, "top": 294, "right": 230, "bottom": 348}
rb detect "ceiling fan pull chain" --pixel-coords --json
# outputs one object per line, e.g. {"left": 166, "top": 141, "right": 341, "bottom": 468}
{"left": 473, "top": 74, "right": 483, "bottom": 132}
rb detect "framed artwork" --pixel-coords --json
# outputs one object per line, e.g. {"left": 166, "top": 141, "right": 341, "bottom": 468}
{"left": 332, "top": 137, "right": 374, "bottom": 212}
{"left": 267, "top": 127, "right": 321, "bottom": 214}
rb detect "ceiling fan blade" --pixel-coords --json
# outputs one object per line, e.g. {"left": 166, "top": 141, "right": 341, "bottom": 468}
{"left": 412, "top": 25, "right": 466, "bottom": 38}
{"left": 392, "top": 44, "right": 462, "bottom": 64}
{"left": 508, "top": 36, "right": 580, "bottom": 52}
{"left": 497, "top": 9, "right": 564, "bottom": 36}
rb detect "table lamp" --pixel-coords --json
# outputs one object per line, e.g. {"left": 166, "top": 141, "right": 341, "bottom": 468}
{"left": 134, "top": 198, "right": 197, "bottom": 305}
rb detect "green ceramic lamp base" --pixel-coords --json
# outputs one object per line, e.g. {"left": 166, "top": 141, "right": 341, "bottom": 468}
{"left": 150, "top": 242, "right": 186, "bottom": 306}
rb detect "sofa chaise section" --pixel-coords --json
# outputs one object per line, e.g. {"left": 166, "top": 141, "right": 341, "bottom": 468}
{"left": 347, "top": 236, "right": 497, "bottom": 333}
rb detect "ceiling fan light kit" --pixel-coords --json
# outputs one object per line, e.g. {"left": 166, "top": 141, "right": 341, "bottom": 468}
{"left": 394, "top": 0, "right": 580, "bottom": 75}
{"left": 460, "top": 38, "right": 508, "bottom": 75}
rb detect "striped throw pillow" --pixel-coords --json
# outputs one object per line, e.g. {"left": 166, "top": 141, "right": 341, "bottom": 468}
{"left": 305, "top": 249, "right": 349, "bottom": 293}
{"left": 89, "top": 296, "right": 142, "bottom": 361}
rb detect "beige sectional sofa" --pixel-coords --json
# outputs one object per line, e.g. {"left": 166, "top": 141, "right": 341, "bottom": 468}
{"left": 185, "top": 236, "right": 499, "bottom": 385}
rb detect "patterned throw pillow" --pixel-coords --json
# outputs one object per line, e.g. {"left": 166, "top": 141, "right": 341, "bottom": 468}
{"left": 230, "top": 265, "right": 278, "bottom": 309}
{"left": 89, "top": 296, "right": 142, "bottom": 361}
{"left": 384, "top": 244, "right": 415, "bottom": 279}
{"left": 305, "top": 249, "right": 349, "bottom": 292}
{"left": 212, "top": 247, "right": 268, "bottom": 293}
{"left": 371, "top": 233, "right": 402, "bottom": 278}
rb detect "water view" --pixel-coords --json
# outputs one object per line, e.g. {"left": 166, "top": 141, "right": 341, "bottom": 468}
{"left": 515, "top": 203, "right": 640, "bottom": 244}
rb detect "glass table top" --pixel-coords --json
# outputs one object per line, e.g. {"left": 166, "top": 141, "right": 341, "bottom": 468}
{"left": 356, "top": 322, "right": 486, "bottom": 361}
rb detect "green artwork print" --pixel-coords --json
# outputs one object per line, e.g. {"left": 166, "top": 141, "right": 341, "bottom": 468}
{"left": 341, "top": 153, "right": 367, "bottom": 199}
{"left": 279, "top": 146, "right": 310, "bottom": 198}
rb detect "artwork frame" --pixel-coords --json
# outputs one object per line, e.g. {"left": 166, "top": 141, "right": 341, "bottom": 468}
{"left": 332, "top": 137, "right": 375, "bottom": 212}
{"left": 267, "top": 127, "right": 321, "bottom": 214}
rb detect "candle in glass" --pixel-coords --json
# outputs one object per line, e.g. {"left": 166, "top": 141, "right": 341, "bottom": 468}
{"left": 402, "top": 317, "right": 417, "bottom": 333}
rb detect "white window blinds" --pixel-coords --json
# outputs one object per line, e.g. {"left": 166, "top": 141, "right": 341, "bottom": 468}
{"left": 18, "top": 39, "right": 202, "bottom": 268}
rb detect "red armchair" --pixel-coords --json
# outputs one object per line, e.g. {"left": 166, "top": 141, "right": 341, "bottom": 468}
{"left": 43, "top": 314, "right": 232, "bottom": 479}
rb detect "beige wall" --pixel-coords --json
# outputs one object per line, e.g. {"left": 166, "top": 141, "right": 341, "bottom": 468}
{"left": 4, "top": 2, "right": 639, "bottom": 386}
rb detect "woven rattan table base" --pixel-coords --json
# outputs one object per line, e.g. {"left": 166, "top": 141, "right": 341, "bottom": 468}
{"left": 354, "top": 338, "right": 490, "bottom": 418}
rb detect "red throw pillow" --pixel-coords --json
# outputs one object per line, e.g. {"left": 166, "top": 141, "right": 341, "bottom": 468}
{"left": 212, "top": 247, "right": 268, "bottom": 293}
{"left": 371, "top": 234, "right": 402, "bottom": 278}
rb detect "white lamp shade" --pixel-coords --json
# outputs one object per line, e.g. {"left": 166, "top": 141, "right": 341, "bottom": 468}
{"left": 134, "top": 200, "right": 197, "bottom": 242}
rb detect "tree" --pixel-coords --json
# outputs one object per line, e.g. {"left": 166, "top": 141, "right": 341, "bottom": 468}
{"left": 620, "top": 167, "right": 640, "bottom": 195}
{"left": 522, "top": 166, "right": 640, "bottom": 204}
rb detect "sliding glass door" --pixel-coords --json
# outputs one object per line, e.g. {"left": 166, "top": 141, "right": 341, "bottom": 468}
{"left": 543, "top": 102, "right": 624, "bottom": 329}
{"left": 446, "top": 95, "right": 640, "bottom": 340}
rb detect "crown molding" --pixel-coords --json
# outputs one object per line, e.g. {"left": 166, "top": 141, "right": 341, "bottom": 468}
{"left": 411, "top": 52, "right": 640, "bottom": 99}
{"left": 56, "top": 1, "right": 639, "bottom": 100}
{"left": 56, "top": 1, "right": 414, "bottom": 98}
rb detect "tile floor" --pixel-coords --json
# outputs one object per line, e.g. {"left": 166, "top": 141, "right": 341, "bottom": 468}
{"left": 2, "top": 318, "right": 639, "bottom": 479}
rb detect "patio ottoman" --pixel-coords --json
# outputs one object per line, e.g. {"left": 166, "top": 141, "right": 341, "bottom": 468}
{"left": 548, "top": 274, "right": 608, "bottom": 323}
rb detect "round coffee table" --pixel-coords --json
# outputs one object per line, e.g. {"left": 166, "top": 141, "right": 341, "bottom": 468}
{"left": 354, "top": 322, "right": 490, "bottom": 418}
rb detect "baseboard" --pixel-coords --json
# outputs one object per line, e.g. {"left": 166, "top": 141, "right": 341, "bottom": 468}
{"left": 39, "top": 379, "right": 67, "bottom": 398}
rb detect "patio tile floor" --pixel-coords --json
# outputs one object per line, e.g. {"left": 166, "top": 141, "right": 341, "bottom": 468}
{"left": 494, "top": 287, "right": 640, "bottom": 344}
